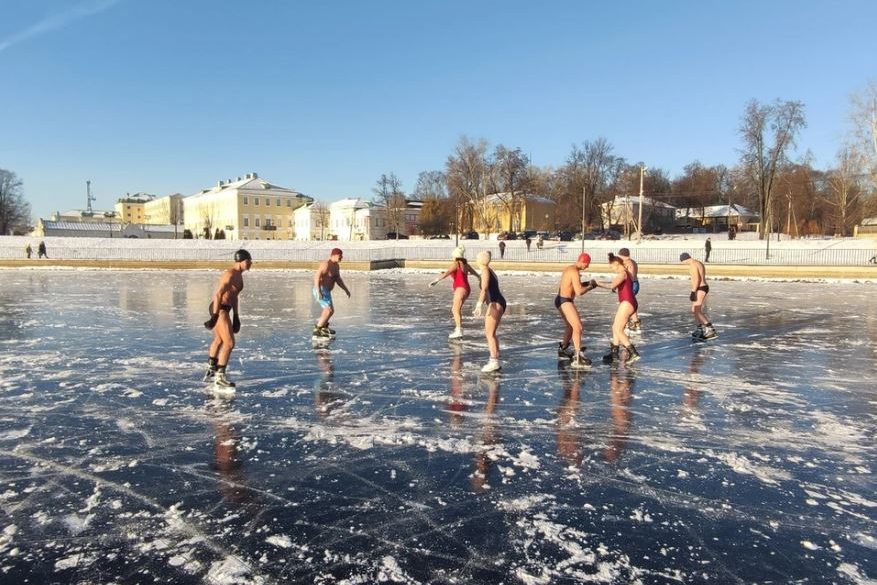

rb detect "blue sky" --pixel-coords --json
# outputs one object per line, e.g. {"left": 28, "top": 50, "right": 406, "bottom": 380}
{"left": 2, "top": 0, "right": 875, "bottom": 219}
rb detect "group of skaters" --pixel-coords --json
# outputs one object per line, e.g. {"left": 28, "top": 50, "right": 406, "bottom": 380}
{"left": 200, "top": 245, "right": 715, "bottom": 386}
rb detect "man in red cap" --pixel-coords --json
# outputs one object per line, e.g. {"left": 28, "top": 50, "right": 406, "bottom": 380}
{"left": 555, "top": 252, "right": 598, "bottom": 368}
{"left": 313, "top": 248, "right": 351, "bottom": 338}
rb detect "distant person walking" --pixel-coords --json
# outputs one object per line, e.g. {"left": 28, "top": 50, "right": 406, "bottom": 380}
{"left": 536, "top": 234, "right": 544, "bottom": 250}
{"left": 203, "top": 249, "right": 253, "bottom": 387}
{"left": 25, "top": 243, "right": 32, "bottom": 259}
{"left": 430, "top": 246, "right": 479, "bottom": 339}
{"left": 525, "top": 236, "right": 532, "bottom": 252}
{"left": 680, "top": 252, "right": 716, "bottom": 340}
{"left": 704, "top": 237, "right": 712, "bottom": 263}
{"left": 593, "top": 253, "right": 641, "bottom": 364}
{"left": 313, "top": 248, "right": 351, "bottom": 338}
{"left": 474, "top": 250, "right": 506, "bottom": 373}
{"left": 498, "top": 240, "right": 506, "bottom": 259}
{"left": 555, "top": 252, "right": 597, "bottom": 369}
{"left": 617, "top": 248, "right": 641, "bottom": 332}
{"left": 37, "top": 241, "right": 47, "bottom": 259}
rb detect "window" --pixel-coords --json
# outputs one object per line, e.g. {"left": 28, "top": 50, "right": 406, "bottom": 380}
{"left": 276, "top": 198, "right": 281, "bottom": 206}
{"left": 286, "top": 199, "right": 291, "bottom": 207}
{"left": 265, "top": 198, "right": 270, "bottom": 207}
{"left": 254, "top": 198, "right": 260, "bottom": 206}
{"left": 243, "top": 217, "right": 249, "bottom": 227}
{"left": 255, "top": 218, "right": 261, "bottom": 227}
{"left": 243, "top": 196, "right": 248, "bottom": 205}
{"left": 288, "top": 219, "right": 293, "bottom": 227}
{"left": 265, "top": 219, "right": 274, "bottom": 227}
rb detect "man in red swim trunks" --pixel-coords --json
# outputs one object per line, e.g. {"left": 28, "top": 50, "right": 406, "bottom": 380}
{"left": 555, "top": 252, "right": 598, "bottom": 369}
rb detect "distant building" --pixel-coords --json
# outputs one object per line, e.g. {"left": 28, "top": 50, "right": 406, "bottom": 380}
{"left": 326, "top": 198, "right": 423, "bottom": 240}
{"left": 853, "top": 217, "right": 877, "bottom": 238}
{"left": 675, "top": 204, "right": 758, "bottom": 231}
{"left": 471, "top": 192, "right": 556, "bottom": 237}
{"left": 33, "top": 220, "right": 177, "bottom": 239}
{"left": 115, "top": 193, "right": 157, "bottom": 223}
{"left": 144, "top": 194, "right": 185, "bottom": 226}
{"left": 293, "top": 203, "right": 331, "bottom": 241}
{"left": 602, "top": 195, "right": 677, "bottom": 234}
{"left": 183, "top": 172, "right": 313, "bottom": 240}
{"left": 50, "top": 209, "right": 119, "bottom": 223}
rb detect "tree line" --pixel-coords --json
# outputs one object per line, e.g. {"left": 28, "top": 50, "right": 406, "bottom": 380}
{"left": 378, "top": 83, "right": 877, "bottom": 239}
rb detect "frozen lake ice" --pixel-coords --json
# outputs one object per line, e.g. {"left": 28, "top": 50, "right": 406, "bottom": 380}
{"left": 0, "top": 269, "right": 875, "bottom": 584}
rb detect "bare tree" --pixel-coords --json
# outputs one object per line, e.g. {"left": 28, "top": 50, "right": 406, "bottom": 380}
{"left": 373, "top": 173, "right": 406, "bottom": 238}
{"left": 823, "top": 144, "right": 868, "bottom": 236}
{"left": 738, "top": 99, "right": 807, "bottom": 239}
{"left": 446, "top": 136, "right": 490, "bottom": 235}
{"left": 562, "top": 138, "right": 624, "bottom": 231}
{"left": 0, "top": 168, "right": 31, "bottom": 235}
{"left": 313, "top": 201, "right": 330, "bottom": 240}
{"left": 413, "top": 170, "right": 447, "bottom": 200}
{"left": 491, "top": 145, "right": 530, "bottom": 232}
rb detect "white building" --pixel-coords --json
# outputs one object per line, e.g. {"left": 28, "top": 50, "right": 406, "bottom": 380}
{"left": 33, "top": 220, "right": 178, "bottom": 239}
{"left": 602, "top": 195, "right": 677, "bottom": 234}
{"left": 293, "top": 203, "right": 331, "bottom": 241}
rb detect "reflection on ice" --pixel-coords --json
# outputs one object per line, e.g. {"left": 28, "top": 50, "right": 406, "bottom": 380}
{"left": 0, "top": 269, "right": 874, "bottom": 583}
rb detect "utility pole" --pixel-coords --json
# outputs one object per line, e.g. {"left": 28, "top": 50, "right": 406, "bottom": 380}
{"left": 638, "top": 164, "right": 647, "bottom": 241}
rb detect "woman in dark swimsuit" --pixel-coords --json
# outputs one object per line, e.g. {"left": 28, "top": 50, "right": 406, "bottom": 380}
{"left": 474, "top": 250, "right": 506, "bottom": 373}
{"left": 594, "top": 253, "right": 641, "bottom": 364}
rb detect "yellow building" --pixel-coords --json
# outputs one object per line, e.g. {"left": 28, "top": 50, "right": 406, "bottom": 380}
{"left": 115, "top": 193, "right": 156, "bottom": 223}
{"left": 144, "top": 194, "right": 185, "bottom": 225}
{"left": 183, "top": 172, "right": 313, "bottom": 240}
{"left": 471, "top": 192, "right": 556, "bottom": 237}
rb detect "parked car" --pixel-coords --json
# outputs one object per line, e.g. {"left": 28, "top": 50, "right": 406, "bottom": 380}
{"left": 428, "top": 234, "right": 450, "bottom": 239}
{"left": 518, "top": 230, "right": 537, "bottom": 240}
{"left": 461, "top": 231, "right": 479, "bottom": 240}
{"left": 497, "top": 231, "right": 517, "bottom": 240}
{"left": 385, "top": 232, "right": 409, "bottom": 239}
{"left": 552, "top": 230, "right": 574, "bottom": 241}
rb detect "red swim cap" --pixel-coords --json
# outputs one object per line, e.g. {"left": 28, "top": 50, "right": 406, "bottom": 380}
{"left": 330, "top": 248, "right": 343, "bottom": 257}
{"left": 577, "top": 252, "right": 591, "bottom": 265}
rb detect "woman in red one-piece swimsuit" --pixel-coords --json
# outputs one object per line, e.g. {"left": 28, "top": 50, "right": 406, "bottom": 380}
{"left": 593, "top": 253, "right": 641, "bottom": 364}
{"left": 430, "top": 246, "right": 480, "bottom": 339}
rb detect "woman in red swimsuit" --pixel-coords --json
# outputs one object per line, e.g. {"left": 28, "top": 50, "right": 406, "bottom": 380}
{"left": 430, "top": 246, "right": 480, "bottom": 339}
{"left": 594, "top": 253, "right": 641, "bottom": 364}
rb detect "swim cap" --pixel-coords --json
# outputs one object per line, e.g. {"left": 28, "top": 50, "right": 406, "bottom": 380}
{"left": 477, "top": 250, "right": 492, "bottom": 265}
{"left": 452, "top": 246, "right": 465, "bottom": 259}
{"left": 618, "top": 248, "right": 630, "bottom": 257}
{"left": 234, "top": 249, "right": 252, "bottom": 262}
{"left": 577, "top": 252, "right": 591, "bottom": 266}
{"left": 679, "top": 252, "right": 691, "bottom": 262}
{"left": 330, "top": 248, "right": 343, "bottom": 257}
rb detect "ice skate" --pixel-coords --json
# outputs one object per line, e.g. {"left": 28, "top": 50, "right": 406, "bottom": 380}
{"left": 626, "top": 319, "right": 642, "bottom": 334}
{"left": 313, "top": 325, "right": 331, "bottom": 339}
{"left": 691, "top": 325, "right": 704, "bottom": 338}
{"left": 602, "top": 344, "right": 620, "bottom": 364}
{"left": 202, "top": 366, "right": 216, "bottom": 382}
{"left": 698, "top": 326, "right": 717, "bottom": 341}
{"left": 624, "top": 344, "right": 641, "bottom": 364}
{"left": 214, "top": 371, "right": 236, "bottom": 388}
{"left": 448, "top": 327, "right": 463, "bottom": 340}
{"left": 571, "top": 352, "right": 592, "bottom": 369}
{"left": 557, "top": 342, "right": 573, "bottom": 360}
{"left": 323, "top": 323, "right": 336, "bottom": 336}
{"left": 481, "top": 358, "right": 501, "bottom": 373}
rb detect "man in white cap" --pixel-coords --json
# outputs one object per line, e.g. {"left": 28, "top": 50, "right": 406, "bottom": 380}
{"left": 430, "top": 245, "right": 479, "bottom": 339}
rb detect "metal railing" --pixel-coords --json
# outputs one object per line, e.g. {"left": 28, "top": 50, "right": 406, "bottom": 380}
{"left": 1, "top": 237, "right": 875, "bottom": 266}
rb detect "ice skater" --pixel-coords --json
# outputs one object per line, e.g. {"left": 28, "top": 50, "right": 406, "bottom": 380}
{"left": 430, "top": 246, "right": 480, "bottom": 339}
{"left": 203, "top": 249, "right": 253, "bottom": 387}
{"left": 313, "top": 248, "right": 351, "bottom": 338}
{"left": 617, "top": 248, "right": 642, "bottom": 333}
{"left": 592, "top": 253, "right": 641, "bottom": 364}
{"left": 680, "top": 252, "right": 715, "bottom": 340}
{"left": 473, "top": 250, "right": 506, "bottom": 373}
{"left": 555, "top": 252, "right": 597, "bottom": 369}
{"left": 37, "top": 241, "right": 47, "bottom": 259}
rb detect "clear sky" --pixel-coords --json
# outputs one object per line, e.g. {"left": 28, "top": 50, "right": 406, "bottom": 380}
{"left": 2, "top": 0, "right": 876, "bottom": 219}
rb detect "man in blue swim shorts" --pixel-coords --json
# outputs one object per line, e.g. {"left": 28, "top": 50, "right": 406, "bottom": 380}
{"left": 313, "top": 248, "right": 351, "bottom": 338}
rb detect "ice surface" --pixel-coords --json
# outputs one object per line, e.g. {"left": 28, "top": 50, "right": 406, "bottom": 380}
{"left": 0, "top": 269, "right": 875, "bottom": 583}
